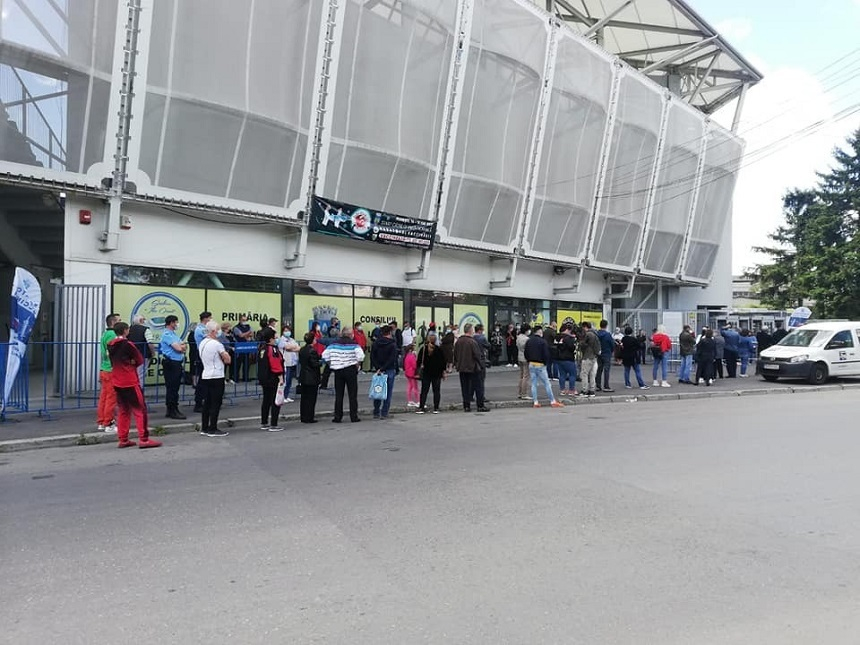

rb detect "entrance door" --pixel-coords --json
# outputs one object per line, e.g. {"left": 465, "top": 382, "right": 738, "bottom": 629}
{"left": 414, "top": 306, "right": 451, "bottom": 337}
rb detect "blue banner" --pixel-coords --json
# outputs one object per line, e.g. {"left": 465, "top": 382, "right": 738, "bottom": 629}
{"left": 3, "top": 268, "right": 41, "bottom": 410}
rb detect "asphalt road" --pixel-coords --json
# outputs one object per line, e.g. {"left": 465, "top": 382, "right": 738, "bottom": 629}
{"left": 2, "top": 391, "right": 860, "bottom": 644}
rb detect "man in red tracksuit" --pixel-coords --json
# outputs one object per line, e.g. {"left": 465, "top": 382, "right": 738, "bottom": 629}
{"left": 108, "top": 322, "right": 162, "bottom": 449}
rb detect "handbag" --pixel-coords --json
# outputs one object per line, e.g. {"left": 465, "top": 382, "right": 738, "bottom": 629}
{"left": 369, "top": 372, "right": 388, "bottom": 401}
{"left": 274, "top": 382, "right": 285, "bottom": 406}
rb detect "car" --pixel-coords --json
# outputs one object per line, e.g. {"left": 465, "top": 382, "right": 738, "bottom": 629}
{"left": 756, "top": 322, "right": 860, "bottom": 385}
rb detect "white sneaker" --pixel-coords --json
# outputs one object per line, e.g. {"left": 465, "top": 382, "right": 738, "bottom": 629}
{"left": 104, "top": 423, "right": 117, "bottom": 434}
{"left": 652, "top": 380, "right": 660, "bottom": 387}
{"left": 661, "top": 381, "right": 671, "bottom": 388}
{"left": 285, "top": 397, "right": 294, "bottom": 403}
{"left": 708, "top": 379, "right": 714, "bottom": 385}
{"left": 698, "top": 378, "right": 705, "bottom": 385}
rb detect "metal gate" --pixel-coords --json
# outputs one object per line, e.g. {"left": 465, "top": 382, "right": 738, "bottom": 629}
{"left": 53, "top": 284, "right": 107, "bottom": 396}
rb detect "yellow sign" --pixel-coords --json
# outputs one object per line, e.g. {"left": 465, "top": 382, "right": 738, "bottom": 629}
{"left": 207, "top": 290, "right": 281, "bottom": 327}
{"left": 294, "top": 294, "right": 353, "bottom": 335}
{"left": 454, "top": 304, "right": 488, "bottom": 330}
{"left": 581, "top": 310, "right": 604, "bottom": 328}
{"left": 557, "top": 309, "right": 579, "bottom": 327}
{"left": 113, "top": 284, "right": 206, "bottom": 344}
{"left": 556, "top": 308, "right": 604, "bottom": 327}
{"left": 354, "top": 298, "right": 403, "bottom": 328}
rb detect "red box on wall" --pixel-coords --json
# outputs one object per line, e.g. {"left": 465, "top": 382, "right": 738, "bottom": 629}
{"left": 79, "top": 210, "right": 92, "bottom": 225}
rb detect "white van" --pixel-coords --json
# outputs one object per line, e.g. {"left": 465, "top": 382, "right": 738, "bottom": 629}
{"left": 757, "top": 321, "right": 860, "bottom": 385}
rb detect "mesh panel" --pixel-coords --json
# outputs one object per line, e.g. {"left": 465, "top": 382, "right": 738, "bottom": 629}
{"left": 327, "top": 0, "right": 457, "bottom": 219}
{"left": 527, "top": 32, "right": 612, "bottom": 261}
{"left": 683, "top": 128, "right": 743, "bottom": 280}
{"left": 140, "top": 0, "right": 321, "bottom": 208}
{"left": 443, "top": 0, "right": 547, "bottom": 248}
{"left": 592, "top": 73, "right": 664, "bottom": 268}
{"left": 642, "top": 103, "right": 703, "bottom": 275}
{"left": 0, "top": 0, "right": 117, "bottom": 175}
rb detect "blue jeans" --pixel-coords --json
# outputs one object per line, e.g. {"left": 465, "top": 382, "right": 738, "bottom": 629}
{"left": 740, "top": 355, "right": 750, "bottom": 375}
{"left": 372, "top": 369, "right": 396, "bottom": 417}
{"left": 556, "top": 360, "right": 577, "bottom": 391}
{"left": 624, "top": 364, "right": 646, "bottom": 387}
{"left": 678, "top": 355, "right": 692, "bottom": 381}
{"left": 529, "top": 365, "right": 555, "bottom": 403}
{"left": 652, "top": 356, "right": 668, "bottom": 382}
{"left": 283, "top": 365, "right": 295, "bottom": 399}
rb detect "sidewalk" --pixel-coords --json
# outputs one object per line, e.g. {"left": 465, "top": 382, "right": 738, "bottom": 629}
{"left": 2, "top": 365, "right": 858, "bottom": 451}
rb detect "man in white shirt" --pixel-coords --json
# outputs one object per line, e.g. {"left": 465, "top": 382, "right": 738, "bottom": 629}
{"left": 198, "top": 320, "right": 231, "bottom": 437}
{"left": 402, "top": 322, "right": 415, "bottom": 348}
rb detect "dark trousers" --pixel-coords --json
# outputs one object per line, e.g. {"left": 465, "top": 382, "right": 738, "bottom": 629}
{"left": 299, "top": 384, "right": 318, "bottom": 422}
{"left": 596, "top": 354, "right": 612, "bottom": 389}
{"left": 201, "top": 377, "right": 225, "bottom": 432}
{"left": 162, "top": 358, "right": 183, "bottom": 411}
{"left": 696, "top": 359, "right": 715, "bottom": 383}
{"left": 419, "top": 377, "right": 442, "bottom": 411}
{"left": 334, "top": 365, "right": 359, "bottom": 421}
{"left": 261, "top": 382, "right": 281, "bottom": 426}
{"left": 320, "top": 363, "right": 332, "bottom": 389}
{"left": 724, "top": 349, "right": 738, "bottom": 377}
{"left": 714, "top": 358, "right": 725, "bottom": 378}
{"left": 232, "top": 353, "right": 249, "bottom": 382}
{"left": 507, "top": 345, "right": 517, "bottom": 365}
{"left": 459, "top": 371, "right": 483, "bottom": 410}
{"left": 194, "top": 362, "right": 205, "bottom": 406}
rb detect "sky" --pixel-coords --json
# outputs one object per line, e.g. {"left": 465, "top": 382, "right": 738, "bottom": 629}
{"left": 692, "top": 0, "right": 860, "bottom": 273}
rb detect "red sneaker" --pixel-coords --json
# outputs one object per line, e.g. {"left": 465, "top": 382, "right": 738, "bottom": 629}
{"left": 138, "top": 439, "right": 162, "bottom": 449}
{"left": 117, "top": 440, "right": 136, "bottom": 448}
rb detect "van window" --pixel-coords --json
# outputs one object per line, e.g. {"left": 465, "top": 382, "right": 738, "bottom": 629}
{"left": 825, "top": 330, "right": 854, "bottom": 349}
{"left": 779, "top": 329, "right": 822, "bottom": 347}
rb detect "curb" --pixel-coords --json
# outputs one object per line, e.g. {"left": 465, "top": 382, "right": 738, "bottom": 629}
{"left": 2, "top": 383, "right": 859, "bottom": 453}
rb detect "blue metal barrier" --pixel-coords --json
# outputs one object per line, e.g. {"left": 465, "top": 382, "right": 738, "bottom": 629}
{"left": 0, "top": 342, "right": 30, "bottom": 418}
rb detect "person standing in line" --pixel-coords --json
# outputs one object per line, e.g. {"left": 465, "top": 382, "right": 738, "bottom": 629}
{"left": 650, "top": 325, "right": 673, "bottom": 388}
{"left": 473, "top": 324, "right": 491, "bottom": 404}
{"left": 738, "top": 329, "right": 757, "bottom": 378}
{"left": 556, "top": 324, "right": 578, "bottom": 396}
{"left": 219, "top": 322, "right": 236, "bottom": 384}
{"left": 505, "top": 323, "right": 517, "bottom": 366}
{"left": 711, "top": 329, "right": 725, "bottom": 378}
{"left": 97, "top": 313, "right": 121, "bottom": 433}
{"left": 721, "top": 323, "right": 740, "bottom": 378}
{"left": 415, "top": 331, "right": 446, "bottom": 414}
{"left": 756, "top": 326, "right": 773, "bottom": 357}
{"left": 621, "top": 326, "right": 649, "bottom": 389}
{"left": 322, "top": 327, "right": 364, "bottom": 423}
{"left": 452, "top": 323, "right": 490, "bottom": 413}
{"left": 516, "top": 323, "right": 531, "bottom": 400}
{"left": 297, "top": 331, "right": 321, "bottom": 423}
{"left": 401, "top": 321, "right": 415, "bottom": 353}
{"left": 257, "top": 327, "right": 284, "bottom": 432}
{"left": 192, "top": 311, "right": 212, "bottom": 414}
{"left": 159, "top": 315, "right": 187, "bottom": 419}
{"left": 771, "top": 320, "right": 788, "bottom": 344}
{"left": 678, "top": 325, "right": 696, "bottom": 384}
{"left": 403, "top": 344, "right": 419, "bottom": 407}
{"left": 695, "top": 329, "right": 717, "bottom": 385}
{"left": 127, "top": 314, "right": 157, "bottom": 390}
{"left": 635, "top": 329, "right": 648, "bottom": 366}
{"left": 107, "top": 322, "right": 162, "bottom": 449}
{"left": 353, "top": 321, "right": 370, "bottom": 372}
{"left": 595, "top": 319, "right": 615, "bottom": 393}
{"left": 198, "top": 320, "right": 232, "bottom": 437}
{"left": 231, "top": 314, "right": 254, "bottom": 382}
{"left": 391, "top": 320, "right": 404, "bottom": 364}
{"left": 490, "top": 325, "right": 504, "bottom": 367}
{"left": 524, "top": 326, "right": 563, "bottom": 409}
{"left": 278, "top": 324, "right": 300, "bottom": 403}
{"left": 441, "top": 326, "right": 456, "bottom": 373}
{"left": 543, "top": 322, "right": 558, "bottom": 380}
{"left": 370, "top": 325, "right": 398, "bottom": 420}
{"left": 579, "top": 321, "right": 601, "bottom": 397}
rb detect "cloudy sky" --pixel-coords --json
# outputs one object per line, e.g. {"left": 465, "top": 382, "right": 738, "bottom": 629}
{"left": 693, "top": 0, "right": 860, "bottom": 273}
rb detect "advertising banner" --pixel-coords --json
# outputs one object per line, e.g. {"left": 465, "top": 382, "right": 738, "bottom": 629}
{"left": 3, "top": 268, "right": 41, "bottom": 410}
{"left": 354, "top": 298, "right": 403, "bottom": 328}
{"left": 788, "top": 306, "right": 812, "bottom": 329}
{"left": 207, "top": 290, "right": 281, "bottom": 328}
{"left": 294, "top": 294, "right": 353, "bottom": 335}
{"left": 310, "top": 195, "right": 436, "bottom": 250}
{"left": 453, "top": 304, "right": 488, "bottom": 331}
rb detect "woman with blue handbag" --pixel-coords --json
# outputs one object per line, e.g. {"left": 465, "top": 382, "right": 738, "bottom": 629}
{"left": 370, "top": 325, "right": 399, "bottom": 420}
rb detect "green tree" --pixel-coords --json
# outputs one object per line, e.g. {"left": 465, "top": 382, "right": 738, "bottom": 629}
{"left": 749, "top": 128, "right": 860, "bottom": 318}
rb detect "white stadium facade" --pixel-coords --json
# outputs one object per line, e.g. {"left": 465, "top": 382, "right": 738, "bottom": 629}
{"left": 0, "top": 0, "right": 762, "bottom": 350}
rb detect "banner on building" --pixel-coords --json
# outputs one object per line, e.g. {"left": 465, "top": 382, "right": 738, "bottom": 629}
{"left": 3, "top": 268, "right": 41, "bottom": 410}
{"left": 310, "top": 195, "right": 436, "bottom": 250}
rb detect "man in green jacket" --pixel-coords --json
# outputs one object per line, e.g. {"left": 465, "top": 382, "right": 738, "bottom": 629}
{"left": 97, "top": 313, "right": 121, "bottom": 432}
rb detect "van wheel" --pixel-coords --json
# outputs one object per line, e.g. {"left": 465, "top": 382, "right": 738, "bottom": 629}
{"left": 762, "top": 374, "right": 779, "bottom": 382}
{"left": 809, "top": 362, "right": 829, "bottom": 385}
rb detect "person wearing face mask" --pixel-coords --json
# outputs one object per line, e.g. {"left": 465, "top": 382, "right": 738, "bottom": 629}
{"left": 278, "top": 324, "right": 300, "bottom": 403}
{"left": 353, "top": 321, "right": 369, "bottom": 372}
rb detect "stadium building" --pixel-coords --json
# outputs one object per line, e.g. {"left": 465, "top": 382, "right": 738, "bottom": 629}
{"left": 0, "top": 0, "right": 761, "bottom": 349}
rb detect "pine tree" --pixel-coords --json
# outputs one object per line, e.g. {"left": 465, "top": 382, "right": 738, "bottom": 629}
{"left": 750, "top": 128, "right": 860, "bottom": 318}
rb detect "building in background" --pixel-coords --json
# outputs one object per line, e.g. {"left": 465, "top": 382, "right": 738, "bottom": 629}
{"left": 0, "top": 0, "right": 761, "bottom": 354}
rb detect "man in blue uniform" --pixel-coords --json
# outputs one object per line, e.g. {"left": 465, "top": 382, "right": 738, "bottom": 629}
{"left": 160, "top": 315, "right": 187, "bottom": 419}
